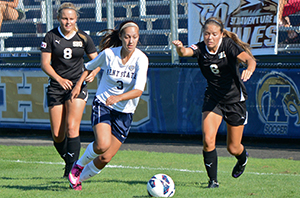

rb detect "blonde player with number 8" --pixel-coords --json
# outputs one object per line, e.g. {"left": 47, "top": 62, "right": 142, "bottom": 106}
{"left": 40, "top": 2, "right": 99, "bottom": 178}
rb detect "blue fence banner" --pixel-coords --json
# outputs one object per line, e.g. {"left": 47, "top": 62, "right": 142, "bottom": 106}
{"left": 0, "top": 67, "right": 300, "bottom": 139}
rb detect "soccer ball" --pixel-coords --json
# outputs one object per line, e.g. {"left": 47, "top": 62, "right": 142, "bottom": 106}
{"left": 147, "top": 173, "right": 175, "bottom": 197}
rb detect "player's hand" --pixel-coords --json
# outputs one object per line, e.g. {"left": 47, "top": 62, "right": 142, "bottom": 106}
{"left": 58, "top": 78, "right": 73, "bottom": 90}
{"left": 106, "top": 95, "right": 121, "bottom": 106}
{"left": 172, "top": 40, "right": 183, "bottom": 48}
{"left": 85, "top": 71, "right": 97, "bottom": 83}
{"left": 241, "top": 69, "right": 253, "bottom": 82}
{"left": 70, "top": 85, "right": 80, "bottom": 102}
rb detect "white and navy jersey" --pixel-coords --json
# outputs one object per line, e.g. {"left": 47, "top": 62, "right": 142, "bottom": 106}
{"left": 40, "top": 27, "right": 97, "bottom": 87}
{"left": 85, "top": 46, "right": 149, "bottom": 113}
{"left": 190, "top": 37, "right": 247, "bottom": 104}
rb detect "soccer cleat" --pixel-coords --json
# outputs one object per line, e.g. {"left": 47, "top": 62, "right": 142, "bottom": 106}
{"left": 68, "top": 161, "right": 83, "bottom": 186}
{"left": 232, "top": 153, "right": 249, "bottom": 178}
{"left": 69, "top": 181, "right": 82, "bottom": 191}
{"left": 207, "top": 180, "right": 219, "bottom": 188}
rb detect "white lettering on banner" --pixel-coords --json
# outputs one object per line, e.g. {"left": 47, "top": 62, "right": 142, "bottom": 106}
{"left": 188, "top": 0, "right": 278, "bottom": 55}
{"left": 230, "top": 15, "right": 273, "bottom": 25}
{"left": 227, "top": 25, "right": 277, "bottom": 47}
{"left": 265, "top": 25, "right": 277, "bottom": 46}
{"left": 251, "top": 26, "right": 265, "bottom": 48}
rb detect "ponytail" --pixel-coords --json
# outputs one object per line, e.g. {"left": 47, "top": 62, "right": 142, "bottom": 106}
{"left": 223, "top": 29, "right": 256, "bottom": 61}
{"left": 98, "top": 29, "right": 122, "bottom": 52}
{"left": 73, "top": 24, "right": 87, "bottom": 43}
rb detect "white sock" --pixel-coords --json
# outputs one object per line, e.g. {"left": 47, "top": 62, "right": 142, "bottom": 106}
{"left": 79, "top": 161, "right": 102, "bottom": 182}
{"left": 77, "top": 142, "right": 99, "bottom": 167}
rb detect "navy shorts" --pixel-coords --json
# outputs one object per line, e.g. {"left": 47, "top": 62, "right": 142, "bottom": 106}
{"left": 47, "top": 83, "right": 88, "bottom": 107}
{"left": 91, "top": 97, "right": 133, "bottom": 143}
{"left": 202, "top": 99, "right": 248, "bottom": 126}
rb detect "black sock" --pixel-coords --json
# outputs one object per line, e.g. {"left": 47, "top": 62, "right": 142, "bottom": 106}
{"left": 203, "top": 149, "right": 218, "bottom": 182}
{"left": 66, "top": 136, "right": 81, "bottom": 167}
{"left": 53, "top": 137, "right": 67, "bottom": 163}
{"left": 236, "top": 148, "right": 248, "bottom": 165}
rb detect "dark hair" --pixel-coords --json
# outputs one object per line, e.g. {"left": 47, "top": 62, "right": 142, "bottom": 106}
{"left": 203, "top": 17, "right": 255, "bottom": 61}
{"left": 98, "top": 20, "right": 139, "bottom": 52}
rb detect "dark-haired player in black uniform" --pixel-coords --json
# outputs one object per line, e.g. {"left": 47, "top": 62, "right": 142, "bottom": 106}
{"left": 172, "top": 17, "right": 256, "bottom": 188}
{"left": 40, "top": 2, "right": 99, "bottom": 178}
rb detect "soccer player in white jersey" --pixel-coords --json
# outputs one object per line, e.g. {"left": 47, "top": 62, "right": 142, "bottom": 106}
{"left": 172, "top": 17, "right": 256, "bottom": 188}
{"left": 40, "top": 2, "right": 99, "bottom": 178}
{"left": 68, "top": 20, "right": 149, "bottom": 190}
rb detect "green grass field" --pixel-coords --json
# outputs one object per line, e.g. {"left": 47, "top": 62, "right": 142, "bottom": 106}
{"left": 0, "top": 145, "right": 299, "bottom": 198}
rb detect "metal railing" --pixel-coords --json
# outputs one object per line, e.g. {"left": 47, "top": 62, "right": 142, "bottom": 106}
{"left": 0, "top": 0, "right": 299, "bottom": 61}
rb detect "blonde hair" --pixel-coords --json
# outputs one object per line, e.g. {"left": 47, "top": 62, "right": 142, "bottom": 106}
{"left": 204, "top": 17, "right": 255, "bottom": 61}
{"left": 57, "top": 2, "right": 87, "bottom": 43}
{"left": 57, "top": 2, "right": 80, "bottom": 18}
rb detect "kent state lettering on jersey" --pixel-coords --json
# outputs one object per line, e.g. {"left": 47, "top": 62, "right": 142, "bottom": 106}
{"left": 106, "top": 67, "right": 137, "bottom": 80}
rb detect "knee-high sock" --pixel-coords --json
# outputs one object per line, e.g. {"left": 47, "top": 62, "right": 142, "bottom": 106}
{"left": 236, "top": 148, "right": 248, "bottom": 165}
{"left": 77, "top": 141, "right": 99, "bottom": 167}
{"left": 203, "top": 149, "right": 218, "bottom": 182}
{"left": 66, "top": 136, "right": 81, "bottom": 167}
{"left": 53, "top": 137, "right": 67, "bottom": 163}
{"left": 80, "top": 160, "right": 102, "bottom": 182}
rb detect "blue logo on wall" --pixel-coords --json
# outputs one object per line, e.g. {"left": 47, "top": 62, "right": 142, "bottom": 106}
{"left": 256, "top": 71, "right": 300, "bottom": 135}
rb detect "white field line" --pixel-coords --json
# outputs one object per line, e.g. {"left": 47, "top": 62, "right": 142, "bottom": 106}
{"left": 1, "top": 159, "right": 299, "bottom": 177}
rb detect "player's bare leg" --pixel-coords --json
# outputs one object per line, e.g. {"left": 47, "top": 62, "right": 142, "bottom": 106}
{"left": 227, "top": 124, "right": 248, "bottom": 178}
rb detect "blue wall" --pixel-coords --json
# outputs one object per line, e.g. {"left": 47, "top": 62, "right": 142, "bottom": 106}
{"left": 1, "top": 66, "right": 300, "bottom": 139}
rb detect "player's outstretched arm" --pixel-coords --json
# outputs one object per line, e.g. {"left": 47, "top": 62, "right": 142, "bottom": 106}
{"left": 85, "top": 52, "right": 100, "bottom": 83}
{"left": 85, "top": 67, "right": 100, "bottom": 83}
{"left": 172, "top": 40, "right": 194, "bottom": 57}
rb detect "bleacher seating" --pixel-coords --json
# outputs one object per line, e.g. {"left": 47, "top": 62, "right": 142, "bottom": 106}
{"left": 2, "top": 21, "right": 37, "bottom": 34}
{"left": 5, "top": 36, "right": 43, "bottom": 48}
{"left": 0, "top": 0, "right": 188, "bottom": 53}
{"left": 278, "top": 13, "right": 300, "bottom": 50}
{"left": 24, "top": 0, "right": 40, "bottom": 6}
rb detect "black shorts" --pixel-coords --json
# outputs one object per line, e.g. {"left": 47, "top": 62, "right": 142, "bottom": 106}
{"left": 91, "top": 97, "right": 133, "bottom": 143}
{"left": 202, "top": 99, "right": 248, "bottom": 126}
{"left": 47, "top": 84, "right": 88, "bottom": 107}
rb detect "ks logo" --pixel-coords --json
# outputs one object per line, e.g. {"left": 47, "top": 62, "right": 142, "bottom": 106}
{"left": 256, "top": 71, "right": 300, "bottom": 135}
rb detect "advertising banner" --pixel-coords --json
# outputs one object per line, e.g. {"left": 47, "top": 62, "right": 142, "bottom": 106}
{"left": 188, "top": 0, "right": 278, "bottom": 55}
{"left": 0, "top": 68, "right": 150, "bottom": 131}
{"left": 1, "top": 67, "right": 300, "bottom": 139}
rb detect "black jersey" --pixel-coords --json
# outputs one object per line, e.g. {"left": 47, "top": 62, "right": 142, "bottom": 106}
{"left": 40, "top": 27, "right": 97, "bottom": 87}
{"left": 191, "top": 37, "right": 247, "bottom": 104}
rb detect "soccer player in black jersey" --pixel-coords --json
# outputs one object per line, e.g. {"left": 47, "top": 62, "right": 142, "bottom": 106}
{"left": 40, "top": 2, "right": 99, "bottom": 178}
{"left": 173, "top": 17, "right": 256, "bottom": 188}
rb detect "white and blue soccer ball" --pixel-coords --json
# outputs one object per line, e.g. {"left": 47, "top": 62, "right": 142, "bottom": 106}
{"left": 147, "top": 173, "right": 175, "bottom": 197}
